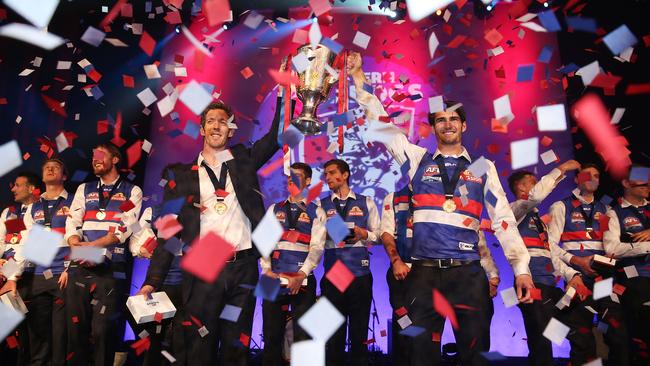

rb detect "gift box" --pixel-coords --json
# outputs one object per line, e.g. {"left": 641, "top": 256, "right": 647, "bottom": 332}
{"left": 0, "top": 292, "right": 28, "bottom": 314}
{"left": 126, "top": 291, "right": 177, "bottom": 324}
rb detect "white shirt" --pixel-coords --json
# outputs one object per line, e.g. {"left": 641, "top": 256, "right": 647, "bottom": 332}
{"left": 197, "top": 152, "right": 252, "bottom": 251}
{"left": 510, "top": 170, "right": 579, "bottom": 282}
{"left": 603, "top": 198, "right": 650, "bottom": 259}
{"left": 322, "top": 190, "right": 381, "bottom": 249}
{"left": 65, "top": 177, "right": 143, "bottom": 244}
{"left": 129, "top": 206, "right": 157, "bottom": 257}
{"left": 0, "top": 204, "right": 32, "bottom": 281}
{"left": 355, "top": 86, "right": 530, "bottom": 276}
{"left": 259, "top": 199, "right": 327, "bottom": 276}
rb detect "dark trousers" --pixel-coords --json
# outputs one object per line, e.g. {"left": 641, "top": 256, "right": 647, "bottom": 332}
{"left": 262, "top": 275, "right": 316, "bottom": 366}
{"left": 141, "top": 283, "right": 185, "bottom": 366}
{"left": 15, "top": 273, "right": 33, "bottom": 366}
{"left": 321, "top": 273, "right": 372, "bottom": 366}
{"left": 619, "top": 276, "right": 650, "bottom": 366}
{"left": 21, "top": 273, "right": 68, "bottom": 366}
{"left": 563, "top": 287, "right": 630, "bottom": 366}
{"left": 386, "top": 267, "right": 410, "bottom": 366}
{"left": 406, "top": 261, "right": 490, "bottom": 366}
{"left": 518, "top": 283, "right": 564, "bottom": 366}
{"left": 66, "top": 266, "right": 129, "bottom": 366}
{"left": 183, "top": 256, "right": 258, "bottom": 366}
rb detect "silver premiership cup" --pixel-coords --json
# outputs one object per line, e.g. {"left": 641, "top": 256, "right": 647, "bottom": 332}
{"left": 291, "top": 44, "right": 338, "bottom": 135}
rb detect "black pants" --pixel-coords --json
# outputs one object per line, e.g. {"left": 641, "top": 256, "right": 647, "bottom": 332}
{"left": 563, "top": 287, "right": 630, "bottom": 366}
{"left": 262, "top": 275, "right": 316, "bottom": 366}
{"left": 386, "top": 267, "right": 410, "bottom": 366}
{"left": 619, "top": 276, "right": 650, "bottom": 366}
{"left": 518, "top": 283, "right": 564, "bottom": 366}
{"left": 15, "top": 273, "right": 33, "bottom": 366}
{"left": 21, "top": 273, "right": 68, "bottom": 366}
{"left": 321, "top": 273, "right": 372, "bottom": 366}
{"left": 406, "top": 261, "right": 490, "bottom": 366}
{"left": 140, "top": 283, "right": 185, "bottom": 366}
{"left": 183, "top": 256, "right": 258, "bottom": 366}
{"left": 66, "top": 266, "right": 129, "bottom": 366}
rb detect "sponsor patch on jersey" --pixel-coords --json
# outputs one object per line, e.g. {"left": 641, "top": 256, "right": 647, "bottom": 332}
{"left": 570, "top": 212, "right": 585, "bottom": 223}
{"left": 33, "top": 210, "right": 45, "bottom": 221}
{"left": 298, "top": 212, "right": 311, "bottom": 223}
{"left": 458, "top": 242, "right": 475, "bottom": 251}
{"left": 423, "top": 165, "right": 441, "bottom": 176}
{"left": 623, "top": 216, "right": 642, "bottom": 229}
{"left": 527, "top": 218, "right": 538, "bottom": 231}
{"left": 349, "top": 206, "right": 364, "bottom": 216}
{"left": 58, "top": 206, "right": 70, "bottom": 216}
{"left": 361, "top": 259, "right": 369, "bottom": 267}
{"left": 111, "top": 192, "right": 127, "bottom": 201}
{"left": 275, "top": 211, "right": 286, "bottom": 222}
{"left": 86, "top": 192, "right": 100, "bottom": 201}
{"left": 326, "top": 209, "right": 337, "bottom": 217}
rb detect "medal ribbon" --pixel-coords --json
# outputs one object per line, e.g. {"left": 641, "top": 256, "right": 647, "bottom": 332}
{"left": 433, "top": 155, "right": 468, "bottom": 201}
{"left": 201, "top": 161, "right": 228, "bottom": 199}
{"left": 98, "top": 178, "right": 123, "bottom": 212}
{"left": 573, "top": 195, "right": 596, "bottom": 231}
{"left": 42, "top": 196, "right": 65, "bottom": 227}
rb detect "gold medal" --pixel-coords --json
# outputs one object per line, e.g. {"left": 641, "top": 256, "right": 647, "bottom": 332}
{"left": 585, "top": 229, "right": 593, "bottom": 240}
{"left": 215, "top": 201, "right": 228, "bottom": 215}
{"left": 96, "top": 211, "right": 106, "bottom": 220}
{"left": 10, "top": 234, "right": 19, "bottom": 244}
{"left": 442, "top": 199, "right": 457, "bottom": 213}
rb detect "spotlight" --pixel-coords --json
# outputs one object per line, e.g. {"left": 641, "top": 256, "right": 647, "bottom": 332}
{"left": 435, "top": 9, "right": 442, "bottom": 16}
{"left": 543, "top": 2, "right": 549, "bottom": 7}
{"left": 174, "top": 25, "right": 181, "bottom": 34}
{"left": 312, "top": 16, "right": 318, "bottom": 23}
{"left": 486, "top": 4, "right": 493, "bottom": 11}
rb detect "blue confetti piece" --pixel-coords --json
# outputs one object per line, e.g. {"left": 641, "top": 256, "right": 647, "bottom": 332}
{"left": 326, "top": 214, "right": 350, "bottom": 244}
{"left": 409, "top": 94, "right": 422, "bottom": 101}
{"left": 163, "top": 237, "right": 183, "bottom": 256}
{"left": 255, "top": 275, "right": 281, "bottom": 301}
{"left": 161, "top": 197, "right": 185, "bottom": 216}
{"left": 279, "top": 124, "right": 304, "bottom": 148}
{"left": 90, "top": 85, "right": 104, "bottom": 100}
{"left": 388, "top": 110, "right": 403, "bottom": 119}
{"left": 629, "top": 166, "right": 650, "bottom": 182}
{"left": 167, "top": 129, "right": 183, "bottom": 138}
{"left": 399, "top": 326, "right": 425, "bottom": 337}
{"left": 538, "top": 10, "right": 561, "bottom": 32}
{"left": 516, "top": 64, "right": 535, "bottom": 82}
{"left": 169, "top": 112, "right": 181, "bottom": 124}
{"left": 331, "top": 111, "right": 354, "bottom": 128}
{"left": 200, "top": 82, "right": 215, "bottom": 95}
{"left": 319, "top": 37, "right": 343, "bottom": 54}
{"left": 537, "top": 46, "right": 553, "bottom": 63}
{"left": 362, "top": 83, "right": 374, "bottom": 94}
{"left": 183, "top": 121, "right": 200, "bottom": 139}
{"left": 565, "top": 16, "right": 597, "bottom": 33}
{"left": 219, "top": 304, "right": 242, "bottom": 322}
{"left": 485, "top": 190, "right": 498, "bottom": 207}
{"left": 558, "top": 63, "right": 579, "bottom": 74}
{"left": 603, "top": 24, "right": 638, "bottom": 55}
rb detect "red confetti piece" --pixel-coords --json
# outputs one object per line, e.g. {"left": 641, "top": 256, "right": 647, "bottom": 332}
{"left": 325, "top": 260, "right": 354, "bottom": 293}
{"left": 433, "top": 289, "right": 458, "bottom": 330}
{"left": 139, "top": 31, "right": 156, "bottom": 57}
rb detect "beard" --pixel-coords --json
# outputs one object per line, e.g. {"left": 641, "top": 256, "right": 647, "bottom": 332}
{"left": 93, "top": 164, "right": 111, "bottom": 176}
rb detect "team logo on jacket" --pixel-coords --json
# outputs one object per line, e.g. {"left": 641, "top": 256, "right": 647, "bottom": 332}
{"left": 298, "top": 212, "right": 311, "bottom": 223}
{"left": 623, "top": 216, "right": 642, "bottom": 229}
{"left": 86, "top": 192, "right": 100, "bottom": 201}
{"left": 33, "top": 210, "right": 45, "bottom": 221}
{"left": 570, "top": 212, "right": 585, "bottom": 223}
{"left": 348, "top": 206, "right": 364, "bottom": 216}
{"left": 326, "top": 209, "right": 337, "bottom": 217}
{"left": 275, "top": 211, "right": 286, "bottom": 222}
{"left": 111, "top": 193, "right": 127, "bottom": 201}
{"left": 458, "top": 242, "right": 474, "bottom": 251}
{"left": 460, "top": 171, "right": 483, "bottom": 184}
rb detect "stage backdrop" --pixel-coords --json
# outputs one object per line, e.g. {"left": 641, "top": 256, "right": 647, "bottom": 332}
{"left": 134, "top": 2, "right": 576, "bottom": 357}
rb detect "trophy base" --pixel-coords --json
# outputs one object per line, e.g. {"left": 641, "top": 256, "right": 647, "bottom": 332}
{"left": 291, "top": 117, "right": 323, "bottom": 136}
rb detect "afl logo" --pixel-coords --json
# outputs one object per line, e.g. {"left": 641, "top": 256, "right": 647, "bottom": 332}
{"left": 327, "top": 209, "right": 337, "bottom": 217}
{"left": 623, "top": 216, "right": 641, "bottom": 229}
{"left": 423, "top": 165, "right": 440, "bottom": 177}
{"left": 461, "top": 171, "right": 482, "bottom": 184}
{"left": 571, "top": 212, "right": 585, "bottom": 223}
{"left": 298, "top": 212, "right": 311, "bottom": 223}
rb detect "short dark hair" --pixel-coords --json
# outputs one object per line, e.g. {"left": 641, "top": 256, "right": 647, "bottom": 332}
{"left": 42, "top": 158, "right": 68, "bottom": 179}
{"left": 324, "top": 159, "right": 350, "bottom": 184}
{"left": 201, "top": 101, "right": 234, "bottom": 128}
{"left": 428, "top": 99, "right": 467, "bottom": 125}
{"left": 95, "top": 142, "right": 122, "bottom": 166}
{"left": 507, "top": 170, "right": 534, "bottom": 194}
{"left": 291, "top": 162, "right": 312, "bottom": 180}
{"left": 580, "top": 162, "right": 601, "bottom": 174}
{"left": 16, "top": 171, "right": 42, "bottom": 190}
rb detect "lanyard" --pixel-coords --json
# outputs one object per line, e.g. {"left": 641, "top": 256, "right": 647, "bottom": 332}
{"left": 529, "top": 211, "right": 548, "bottom": 238}
{"left": 574, "top": 196, "right": 595, "bottom": 231}
{"left": 98, "top": 178, "right": 123, "bottom": 211}
{"left": 201, "top": 161, "right": 228, "bottom": 200}
{"left": 333, "top": 197, "right": 353, "bottom": 220}
{"left": 42, "top": 196, "right": 65, "bottom": 227}
{"left": 434, "top": 155, "right": 468, "bottom": 200}
{"left": 283, "top": 202, "right": 302, "bottom": 230}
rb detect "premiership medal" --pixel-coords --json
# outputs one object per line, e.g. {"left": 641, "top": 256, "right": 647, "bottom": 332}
{"left": 215, "top": 201, "right": 228, "bottom": 215}
{"left": 585, "top": 228, "right": 593, "bottom": 239}
{"left": 96, "top": 210, "right": 107, "bottom": 220}
{"left": 10, "top": 234, "right": 19, "bottom": 244}
{"left": 442, "top": 199, "right": 457, "bottom": 213}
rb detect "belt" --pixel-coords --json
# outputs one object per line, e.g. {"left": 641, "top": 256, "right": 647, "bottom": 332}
{"left": 412, "top": 258, "right": 476, "bottom": 269}
{"left": 226, "top": 248, "right": 256, "bottom": 263}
